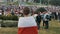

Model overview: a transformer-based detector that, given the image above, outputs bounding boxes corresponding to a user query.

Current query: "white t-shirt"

[18,16,37,28]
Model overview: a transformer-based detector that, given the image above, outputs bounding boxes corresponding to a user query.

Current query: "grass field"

[0,20,60,34]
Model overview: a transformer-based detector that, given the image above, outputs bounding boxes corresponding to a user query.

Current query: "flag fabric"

[18,16,38,34]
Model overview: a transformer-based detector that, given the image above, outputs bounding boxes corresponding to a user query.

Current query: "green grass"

[0,19,60,34]
[0,27,18,34]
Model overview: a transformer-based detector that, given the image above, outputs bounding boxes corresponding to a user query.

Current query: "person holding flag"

[18,7,38,34]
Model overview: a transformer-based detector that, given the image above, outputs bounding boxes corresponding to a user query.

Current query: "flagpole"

[18,0,24,6]
[18,0,22,6]
[40,0,41,5]
[18,0,20,6]
[0,23,1,29]
[48,0,49,5]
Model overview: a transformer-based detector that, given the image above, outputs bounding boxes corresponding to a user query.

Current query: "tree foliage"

[35,0,60,6]
[36,7,47,13]
[50,0,60,6]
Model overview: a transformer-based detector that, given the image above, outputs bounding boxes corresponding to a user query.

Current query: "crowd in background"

[0,5,60,31]
[0,5,60,21]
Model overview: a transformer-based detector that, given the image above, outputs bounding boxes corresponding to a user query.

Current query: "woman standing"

[18,7,38,34]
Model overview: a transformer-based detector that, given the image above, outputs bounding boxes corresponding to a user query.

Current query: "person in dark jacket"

[36,12,41,30]
[42,11,50,29]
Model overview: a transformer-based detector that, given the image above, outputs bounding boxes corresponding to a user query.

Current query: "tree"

[36,7,47,13]
[12,0,13,2]
[50,0,60,6]
[41,0,48,4]
[34,0,48,5]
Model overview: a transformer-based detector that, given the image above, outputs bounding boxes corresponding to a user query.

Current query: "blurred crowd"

[0,5,60,21]
[45,6,60,21]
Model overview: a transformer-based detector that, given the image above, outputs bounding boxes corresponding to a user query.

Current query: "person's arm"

[36,16,38,22]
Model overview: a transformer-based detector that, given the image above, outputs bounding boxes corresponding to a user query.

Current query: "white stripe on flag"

[18,16,37,27]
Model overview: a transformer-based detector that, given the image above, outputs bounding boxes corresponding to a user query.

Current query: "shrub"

[1,21,18,27]
[0,15,18,21]
[0,15,18,27]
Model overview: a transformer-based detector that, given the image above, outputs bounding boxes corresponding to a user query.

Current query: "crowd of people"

[17,6,60,34]
[0,5,60,25]
[45,6,60,21]
[18,7,53,34]
[0,5,60,21]
[0,4,60,34]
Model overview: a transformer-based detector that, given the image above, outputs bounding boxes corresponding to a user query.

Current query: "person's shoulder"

[29,16,35,19]
[29,16,34,18]
[19,16,23,18]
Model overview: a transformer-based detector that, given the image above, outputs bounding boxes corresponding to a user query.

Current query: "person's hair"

[23,7,30,15]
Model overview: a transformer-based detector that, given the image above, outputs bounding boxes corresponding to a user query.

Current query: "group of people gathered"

[18,7,51,34]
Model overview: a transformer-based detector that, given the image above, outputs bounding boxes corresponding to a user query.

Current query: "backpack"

[46,15,50,21]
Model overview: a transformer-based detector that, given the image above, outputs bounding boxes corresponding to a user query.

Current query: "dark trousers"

[37,21,41,30]
[43,21,49,29]
[58,13,60,21]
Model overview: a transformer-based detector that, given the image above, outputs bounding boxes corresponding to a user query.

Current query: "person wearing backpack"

[43,11,50,29]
